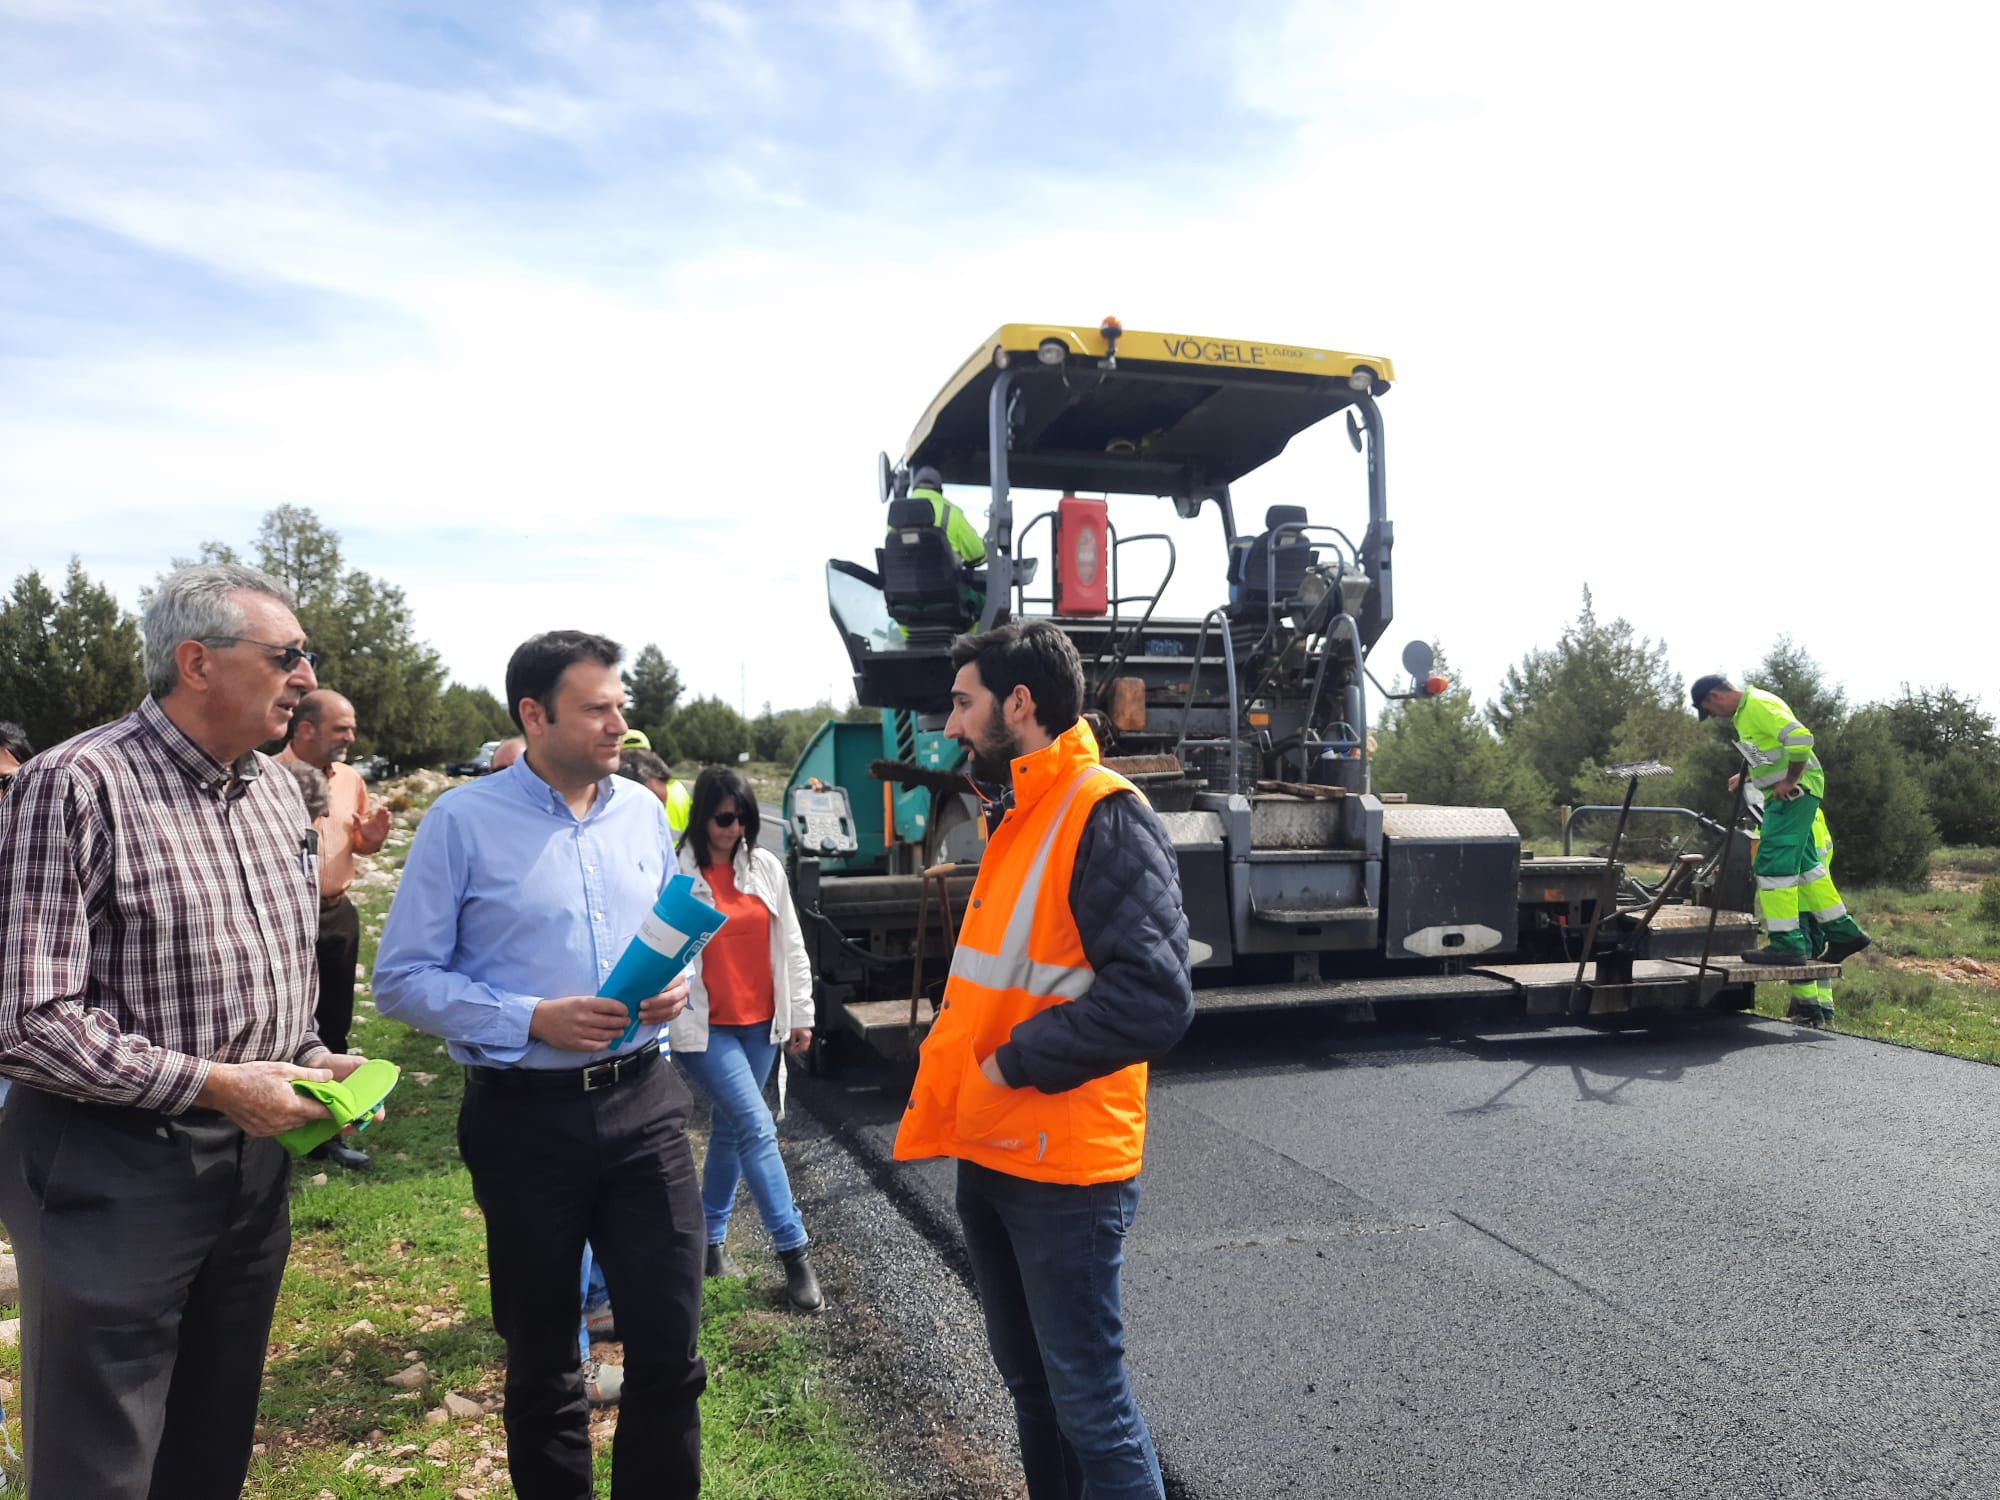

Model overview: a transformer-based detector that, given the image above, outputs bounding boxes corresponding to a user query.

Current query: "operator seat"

[1227,505,1316,657]
[878,498,975,635]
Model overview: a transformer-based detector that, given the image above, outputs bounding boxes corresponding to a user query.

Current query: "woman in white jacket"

[668,767,822,1312]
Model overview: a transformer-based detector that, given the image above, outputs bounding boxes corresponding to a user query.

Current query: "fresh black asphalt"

[792,1009,2000,1499]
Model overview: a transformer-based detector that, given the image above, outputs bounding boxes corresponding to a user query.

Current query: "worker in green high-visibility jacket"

[899,465,988,621]
[619,730,692,836]
[905,465,988,569]
[1693,675,1871,981]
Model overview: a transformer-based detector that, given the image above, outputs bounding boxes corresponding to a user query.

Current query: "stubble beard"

[968,723,1022,785]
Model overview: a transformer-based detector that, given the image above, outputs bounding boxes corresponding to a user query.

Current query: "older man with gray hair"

[0,562,378,1500]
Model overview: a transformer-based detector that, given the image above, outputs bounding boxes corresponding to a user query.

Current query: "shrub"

[1978,877,2000,930]
[673,696,749,766]
[1829,707,1936,887]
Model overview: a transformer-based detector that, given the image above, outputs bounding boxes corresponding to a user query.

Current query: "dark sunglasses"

[0,774,12,793]
[203,635,321,671]
[711,810,746,828]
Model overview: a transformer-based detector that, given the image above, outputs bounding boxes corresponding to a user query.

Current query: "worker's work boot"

[1786,997,1836,1028]
[778,1246,824,1314]
[1741,946,1810,966]
[1821,932,1872,966]
[705,1242,741,1279]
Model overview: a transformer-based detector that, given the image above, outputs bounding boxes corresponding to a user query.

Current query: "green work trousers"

[1755,791,1863,957]
[1791,819,1838,1012]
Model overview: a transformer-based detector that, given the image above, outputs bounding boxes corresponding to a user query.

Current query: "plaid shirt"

[0,695,326,1113]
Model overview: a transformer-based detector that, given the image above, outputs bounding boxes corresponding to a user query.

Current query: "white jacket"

[666,841,815,1054]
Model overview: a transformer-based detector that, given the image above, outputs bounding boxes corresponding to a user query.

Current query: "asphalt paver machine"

[785,321,1827,1058]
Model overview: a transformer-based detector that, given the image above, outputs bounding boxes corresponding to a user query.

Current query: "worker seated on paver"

[903,465,986,569]
[881,465,987,630]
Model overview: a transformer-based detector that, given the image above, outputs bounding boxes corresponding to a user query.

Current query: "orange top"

[893,720,1147,1185]
[698,859,774,1028]
[278,753,386,901]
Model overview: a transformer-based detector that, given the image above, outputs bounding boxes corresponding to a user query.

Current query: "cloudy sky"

[4,0,1993,724]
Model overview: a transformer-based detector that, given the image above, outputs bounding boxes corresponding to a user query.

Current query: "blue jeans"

[577,1243,610,1361]
[675,1026,808,1253]
[955,1161,1164,1500]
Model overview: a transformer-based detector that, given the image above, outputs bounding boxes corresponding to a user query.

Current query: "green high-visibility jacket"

[1732,685,1824,798]
[904,487,987,568]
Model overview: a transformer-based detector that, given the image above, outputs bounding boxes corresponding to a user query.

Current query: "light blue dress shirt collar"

[373,755,677,1069]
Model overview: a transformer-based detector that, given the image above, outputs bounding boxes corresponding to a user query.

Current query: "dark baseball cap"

[1689,674,1732,718]
[911,465,943,491]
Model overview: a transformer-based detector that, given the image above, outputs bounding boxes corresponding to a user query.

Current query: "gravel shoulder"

[762,1077,1024,1499]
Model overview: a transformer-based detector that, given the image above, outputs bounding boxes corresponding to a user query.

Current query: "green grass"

[1748,848,2000,1061]
[1521,837,2000,1064]
[1,774,892,1498]
[689,1275,882,1500]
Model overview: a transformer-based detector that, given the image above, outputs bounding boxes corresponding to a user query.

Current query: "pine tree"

[149,507,451,763]
[0,560,145,749]
[1372,643,1554,833]
[623,645,684,735]
[1489,588,1685,807]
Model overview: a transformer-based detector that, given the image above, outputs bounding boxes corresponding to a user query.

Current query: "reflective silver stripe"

[1736,740,1783,766]
[1778,724,1813,746]
[1765,916,1802,932]
[947,764,1112,997]
[1751,754,1821,788]
[949,948,1094,998]
[1756,873,1804,890]
[1799,864,1830,885]
[1801,900,1848,922]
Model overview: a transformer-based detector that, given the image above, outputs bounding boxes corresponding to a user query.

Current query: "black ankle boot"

[778,1246,823,1313]
[705,1242,741,1279]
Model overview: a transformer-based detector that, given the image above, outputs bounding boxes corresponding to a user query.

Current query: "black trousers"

[458,1052,707,1500]
[315,893,362,1056]
[0,1086,291,1500]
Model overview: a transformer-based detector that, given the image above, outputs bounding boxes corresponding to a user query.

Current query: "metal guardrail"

[1560,804,1727,854]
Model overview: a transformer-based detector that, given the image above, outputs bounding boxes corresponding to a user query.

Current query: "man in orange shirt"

[280,690,392,1168]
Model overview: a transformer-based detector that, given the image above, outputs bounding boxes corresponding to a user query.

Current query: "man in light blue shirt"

[376,629,705,1500]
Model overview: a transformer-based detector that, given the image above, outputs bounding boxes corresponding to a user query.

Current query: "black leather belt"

[466,1041,661,1094]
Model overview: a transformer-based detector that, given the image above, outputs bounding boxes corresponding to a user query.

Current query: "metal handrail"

[1011,509,1057,615]
[1296,612,1367,792]
[1560,804,1729,854]
[1174,607,1243,790]
[1233,522,1362,716]
[1093,528,1177,687]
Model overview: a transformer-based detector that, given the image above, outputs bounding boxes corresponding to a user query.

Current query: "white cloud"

[4,0,1996,727]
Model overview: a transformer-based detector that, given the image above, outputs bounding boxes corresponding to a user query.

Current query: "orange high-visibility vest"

[893,720,1149,1184]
